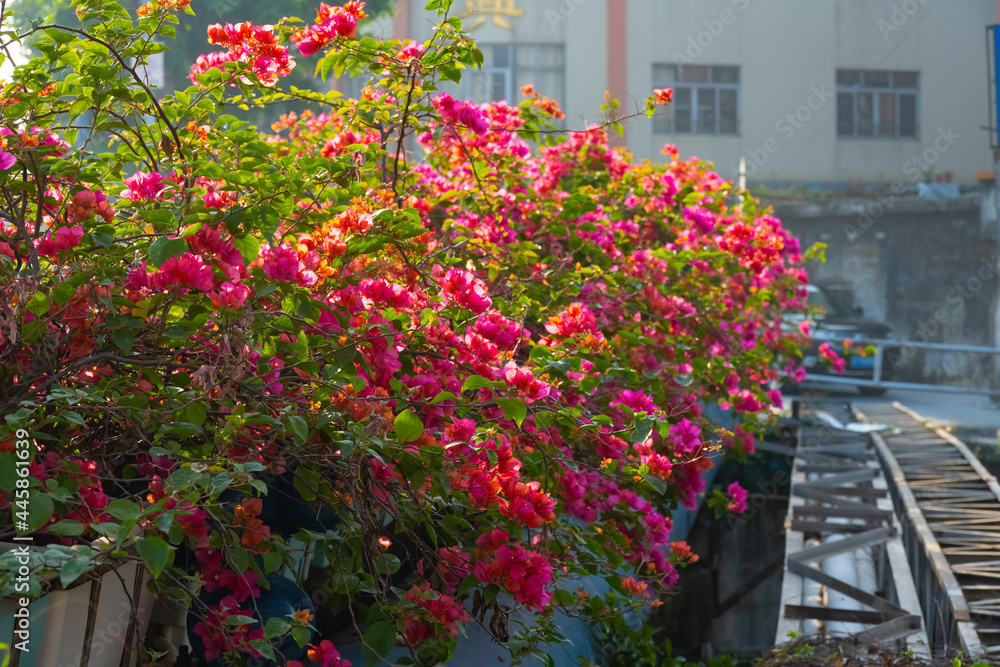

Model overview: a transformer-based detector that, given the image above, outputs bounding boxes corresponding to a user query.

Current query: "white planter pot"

[0,546,155,667]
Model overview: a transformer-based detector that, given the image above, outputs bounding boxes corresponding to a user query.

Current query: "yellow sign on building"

[464,0,523,30]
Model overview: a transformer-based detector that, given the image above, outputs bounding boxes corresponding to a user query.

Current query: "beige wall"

[401,0,995,185]
[626,0,994,185]
[405,0,608,125]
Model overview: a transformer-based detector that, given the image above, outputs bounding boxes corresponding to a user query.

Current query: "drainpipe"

[993,8,1000,393]
[607,0,628,148]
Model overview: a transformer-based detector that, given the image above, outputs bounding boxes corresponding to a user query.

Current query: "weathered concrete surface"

[776,194,999,388]
[655,455,789,660]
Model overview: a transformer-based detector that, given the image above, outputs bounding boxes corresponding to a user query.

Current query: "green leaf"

[263,616,291,639]
[183,402,207,427]
[233,234,260,263]
[375,552,401,575]
[393,409,423,442]
[631,416,655,444]
[148,237,188,267]
[142,209,175,226]
[439,63,461,83]
[0,452,17,493]
[249,639,276,661]
[288,415,309,444]
[456,573,478,597]
[430,391,455,405]
[25,491,54,532]
[135,536,170,577]
[50,282,77,307]
[60,556,93,587]
[90,230,113,248]
[105,499,141,521]
[461,375,493,392]
[645,474,668,495]
[113,329,136,355]
[153,512,174,534]
[418,637,453,666]
[254,205,281,240]
[495,397,527,428]
[293,474,317,501]
[261,549,282,574]
[26,293,49,316]
[334,344,357,368]
[156,422,204,437]
[47,519,85,536]
[226,614,257,625]
[59,411,85,426]
[363,621,396,663]
[292,625,312,648]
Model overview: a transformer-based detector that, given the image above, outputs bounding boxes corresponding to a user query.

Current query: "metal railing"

[855,403,1000,658]
[804,338,1000,397]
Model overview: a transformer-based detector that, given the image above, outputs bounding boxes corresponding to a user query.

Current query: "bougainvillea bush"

[0,0,815,664]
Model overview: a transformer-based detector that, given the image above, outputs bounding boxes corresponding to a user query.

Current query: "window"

[652,64,740,135]
[836,70,918,139]
[341,44,564,112]
[458,44,565,107]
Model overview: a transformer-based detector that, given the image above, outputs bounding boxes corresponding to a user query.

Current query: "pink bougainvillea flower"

[432,93,490,135]
[622,576,648,597]
[193,22,295,87]
[669,418,702,454]
[121,171,172,202]
[151,252,215,292]
[610,389,659,416]
[188,50,237,84]
[0,150,15,170]
[261,244,301,282]
[307,640,352,667]
[290,1,367,56]
[66,189,115,223]
[202,179,238,210]
[438,267,492,314]
[397,40,424,62]
[36,225,84,258]
[727,481,748,513]
[498,479,557,528]
[209,281,250,310]
[500,361,551,403]
[402,584,470,647]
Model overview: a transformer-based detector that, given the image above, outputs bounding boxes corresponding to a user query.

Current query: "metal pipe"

[802,374,1000,396]
[817,338,1000,355]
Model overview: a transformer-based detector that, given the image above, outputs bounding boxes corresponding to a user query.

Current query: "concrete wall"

[403,0,609,126]
[776,195,999,387]
[626,0,994,185]
[399,0,995,185]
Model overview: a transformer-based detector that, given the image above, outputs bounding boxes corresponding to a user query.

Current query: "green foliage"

[590,602,736,667]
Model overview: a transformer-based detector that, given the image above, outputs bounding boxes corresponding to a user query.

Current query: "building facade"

[384,0,997,187]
